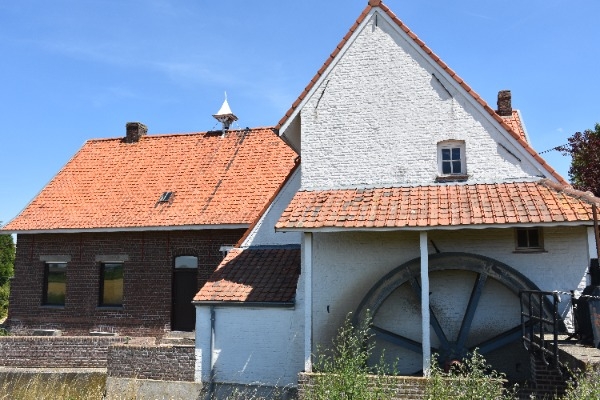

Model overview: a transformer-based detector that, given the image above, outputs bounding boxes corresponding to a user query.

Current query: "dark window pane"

[516,229,529,248]
[101,263,123,306]
[442,148,450,160]
[451,148,461,160]
[528,229,540,248]
[45,263,66,305]
[516,228,542,249]
[452,161,462,174]
[442,161,451,174]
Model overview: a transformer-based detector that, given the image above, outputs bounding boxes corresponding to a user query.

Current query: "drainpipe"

[209,306,216,399]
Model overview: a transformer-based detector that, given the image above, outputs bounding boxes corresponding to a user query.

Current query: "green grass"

[0,372,106,400]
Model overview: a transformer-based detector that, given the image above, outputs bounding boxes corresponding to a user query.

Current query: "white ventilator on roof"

[213,92,238,132]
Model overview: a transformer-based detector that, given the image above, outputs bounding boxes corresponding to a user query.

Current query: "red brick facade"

[7,229,244,337]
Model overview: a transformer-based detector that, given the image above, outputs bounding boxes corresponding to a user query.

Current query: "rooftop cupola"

[212,93,238,133]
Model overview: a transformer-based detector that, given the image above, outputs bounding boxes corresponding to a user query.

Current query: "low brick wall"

[0,336,153,368]
[107,344,195,382]
[298,372,428,400]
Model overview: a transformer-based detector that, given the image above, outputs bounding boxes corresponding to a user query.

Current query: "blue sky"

[1,0,599,228]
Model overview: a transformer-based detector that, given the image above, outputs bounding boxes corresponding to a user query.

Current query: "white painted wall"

[309,226,589,372]
[195,273,305,387]
[298,11,548,191]
[242,168,301,248]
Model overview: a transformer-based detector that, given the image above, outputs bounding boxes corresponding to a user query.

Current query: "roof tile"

[194,247,301,303]
[276,180,600,230]
[4,128,297,231]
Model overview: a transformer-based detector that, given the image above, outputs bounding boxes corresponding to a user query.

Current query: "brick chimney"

[125,122,147,143]
[496,90,512,117]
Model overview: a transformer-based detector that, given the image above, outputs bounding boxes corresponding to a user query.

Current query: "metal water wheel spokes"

[354,252,551,375]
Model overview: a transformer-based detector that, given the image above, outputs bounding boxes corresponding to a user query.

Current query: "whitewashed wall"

[242,168,301,247]
[195,298,304,386]
[298,10,548,190]
[310,226,589,356]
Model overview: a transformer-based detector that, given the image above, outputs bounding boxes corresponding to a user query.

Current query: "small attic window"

[158,191,173,203]
[436,140,468,182]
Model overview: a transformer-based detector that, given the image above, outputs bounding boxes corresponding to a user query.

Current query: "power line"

[538,144,569,155]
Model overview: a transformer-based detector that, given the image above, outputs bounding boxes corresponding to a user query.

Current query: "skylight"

[158,191,173,203]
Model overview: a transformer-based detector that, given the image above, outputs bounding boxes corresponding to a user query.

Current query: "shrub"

[562,367,600,400]
[304,312,397,400]
[425,350,517,400]
[0,281,9,320]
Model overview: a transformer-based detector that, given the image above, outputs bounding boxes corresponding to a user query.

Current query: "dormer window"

[437,140,467,182]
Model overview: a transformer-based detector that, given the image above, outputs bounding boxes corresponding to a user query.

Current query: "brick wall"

[0,336,153,368]
[298,373,427,400]
[8,229,244,336]
[108,344,195,382]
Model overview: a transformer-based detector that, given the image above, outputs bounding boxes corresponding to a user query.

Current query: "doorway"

[172,256,198,331]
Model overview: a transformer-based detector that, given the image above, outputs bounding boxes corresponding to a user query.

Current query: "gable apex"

[277,1,567,186]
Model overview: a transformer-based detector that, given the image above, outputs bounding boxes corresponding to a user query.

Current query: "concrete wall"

[299,10,547,190]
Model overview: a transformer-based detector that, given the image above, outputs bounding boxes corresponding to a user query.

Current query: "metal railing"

[519,290,563,368]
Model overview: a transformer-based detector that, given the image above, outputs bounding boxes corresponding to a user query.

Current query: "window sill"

[96,306,124,311]
[435,174,469,183]
[513,249,547,254]
[40,305,65,309]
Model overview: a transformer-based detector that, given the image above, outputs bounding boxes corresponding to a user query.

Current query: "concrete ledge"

[105,377,203,400]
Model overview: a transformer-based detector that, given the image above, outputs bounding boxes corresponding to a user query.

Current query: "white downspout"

[304,232,313,372]
[420,231,431,376]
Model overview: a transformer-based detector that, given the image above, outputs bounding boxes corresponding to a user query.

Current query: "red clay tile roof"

[3,128,297,232]
[276,180,599,230]
[194,247,300,303]
[276,1,567,185]
[501,111,528,143]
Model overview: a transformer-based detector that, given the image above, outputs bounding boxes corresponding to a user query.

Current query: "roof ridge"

[86,126,277,142]
[276,0,567,185]
[538,179,600,205]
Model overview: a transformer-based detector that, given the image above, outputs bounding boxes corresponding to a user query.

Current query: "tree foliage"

[0,234,14,286]
[558,123,600,195]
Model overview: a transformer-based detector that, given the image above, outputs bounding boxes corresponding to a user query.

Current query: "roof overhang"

[276,220,594,233]
[192,300,295,308]
[2,223,250,235]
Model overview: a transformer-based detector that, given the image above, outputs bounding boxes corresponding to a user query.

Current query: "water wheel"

[355,252,551,376]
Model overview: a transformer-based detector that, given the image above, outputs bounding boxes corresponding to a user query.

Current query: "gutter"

[193,301,295,308]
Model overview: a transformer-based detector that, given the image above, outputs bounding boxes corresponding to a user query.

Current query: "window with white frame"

[438,140,466,176]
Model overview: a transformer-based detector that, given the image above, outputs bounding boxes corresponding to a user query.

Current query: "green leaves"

[558,123,600,196]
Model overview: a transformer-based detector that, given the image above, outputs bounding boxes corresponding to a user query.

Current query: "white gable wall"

[299,11,546,191]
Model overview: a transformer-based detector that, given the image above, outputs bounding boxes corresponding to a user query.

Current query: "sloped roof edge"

[275,1,567,185]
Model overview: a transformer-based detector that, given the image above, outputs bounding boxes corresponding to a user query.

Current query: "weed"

[304,312,398,400]
[425,350,517,400]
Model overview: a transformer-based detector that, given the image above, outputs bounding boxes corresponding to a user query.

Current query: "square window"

[100,263,124,307]
[438,141,465,177]
[43,263,66,306]
[515,228,543,251]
